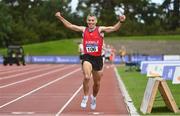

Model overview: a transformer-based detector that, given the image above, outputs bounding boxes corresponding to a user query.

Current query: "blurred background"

[0,1,179,114]
[0,0,179,55]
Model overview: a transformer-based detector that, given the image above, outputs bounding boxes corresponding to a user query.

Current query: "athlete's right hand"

[55,12,61,18]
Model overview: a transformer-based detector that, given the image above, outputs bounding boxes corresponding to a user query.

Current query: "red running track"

[0,64,128,116]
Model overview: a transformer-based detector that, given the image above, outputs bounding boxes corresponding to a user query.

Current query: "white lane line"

[0,64,62,80]
[0,65,73,88]
[0,65,62,80]
[0,64,51,75]
[11,112,35,115]
[0,68,80,109]
[0,66,27,72]
[0,66,36,75]
[0,64,45,72]
[56,84,83,116]
[114,67,139,116]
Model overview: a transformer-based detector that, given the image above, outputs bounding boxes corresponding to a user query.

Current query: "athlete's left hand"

[119,15,126,23]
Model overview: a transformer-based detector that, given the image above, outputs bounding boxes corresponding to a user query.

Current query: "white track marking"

[0,65,74,88]
[0,64,51,75]
[0,68,80,109]
[0,64,45,72]
[11,112,35,115]
[114,68,139,115]
[0,65,62,80]
[56,84,83,116]
[0,66,27,72]
[0,66,37,75]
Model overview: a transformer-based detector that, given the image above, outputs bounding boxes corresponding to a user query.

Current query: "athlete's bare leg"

[92,70,103,97]
[89,70,103,110]
[82,61,92,96]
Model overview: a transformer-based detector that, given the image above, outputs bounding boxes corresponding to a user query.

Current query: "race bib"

[86,44,98,53]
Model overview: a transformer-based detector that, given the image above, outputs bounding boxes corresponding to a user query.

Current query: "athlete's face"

[86,16,97,29]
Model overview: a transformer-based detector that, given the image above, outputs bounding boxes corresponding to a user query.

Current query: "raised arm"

[99,15,126,33]
[55,12,85,32]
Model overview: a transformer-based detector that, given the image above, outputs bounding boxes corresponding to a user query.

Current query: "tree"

[76,0,122,25]
[0,0,79,45]
[161,0,180,30]
[0,1,13,47]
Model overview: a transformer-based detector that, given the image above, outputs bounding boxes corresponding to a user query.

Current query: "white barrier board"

[147,63,180,77]
[147,64,163,77]
[164,55,180,61]
[140,61,180,74]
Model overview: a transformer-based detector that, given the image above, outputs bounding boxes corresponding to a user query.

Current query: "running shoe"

[80,96,88,109]
[90,94,96,110]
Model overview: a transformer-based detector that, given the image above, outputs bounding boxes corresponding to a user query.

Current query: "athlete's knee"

[83,77,90,86]
[84,74,91,80]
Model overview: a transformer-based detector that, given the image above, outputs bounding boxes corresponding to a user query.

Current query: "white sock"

[91,95,96,99]
[84,96,88,99]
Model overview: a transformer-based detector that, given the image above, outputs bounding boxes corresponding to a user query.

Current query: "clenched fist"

[55,12,61,18]
[119,15,126,23]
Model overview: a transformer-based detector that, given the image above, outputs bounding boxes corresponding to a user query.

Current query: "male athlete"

[55,12,126,110]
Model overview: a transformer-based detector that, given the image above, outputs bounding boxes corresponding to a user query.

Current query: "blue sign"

[131,55,147,64]
[30,56,80,64]
[147,55,163,61]
[162,65,180,80]
[162,66,176,80]
[0,56,3,64]
[113,56,120,64]
[55,56,80,64]
[31,56,56,63]
[141,63,149,74]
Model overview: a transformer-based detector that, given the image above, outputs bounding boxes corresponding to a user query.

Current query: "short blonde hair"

[86,13,97,22]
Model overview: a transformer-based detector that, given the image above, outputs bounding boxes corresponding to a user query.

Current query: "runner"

[119,45,126,63]
[78,41,84,62]
[105,44,111,62]
[55,12,126,110]
[110,45,116,65]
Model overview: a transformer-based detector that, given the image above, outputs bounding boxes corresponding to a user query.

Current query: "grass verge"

[0,39,79,56]
[117,65,180,115]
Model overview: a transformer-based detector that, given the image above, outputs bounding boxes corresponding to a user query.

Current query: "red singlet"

[83,27,103,56]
